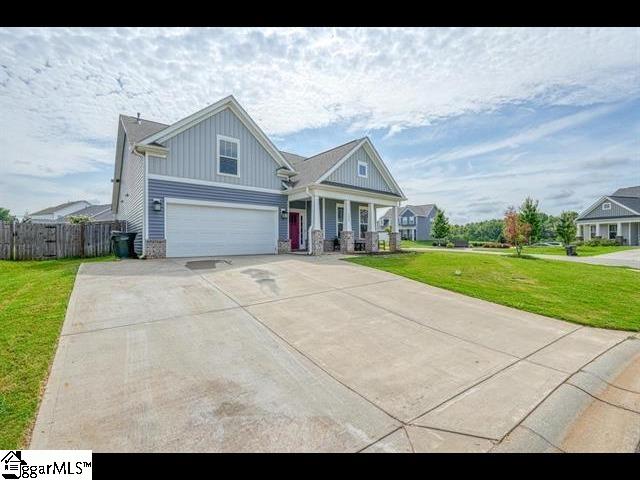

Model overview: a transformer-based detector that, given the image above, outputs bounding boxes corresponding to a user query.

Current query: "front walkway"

[30,254,640,452]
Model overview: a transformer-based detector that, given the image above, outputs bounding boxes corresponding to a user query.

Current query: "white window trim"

[336,203,344,238]
[216,134,240,178]
[602,202,612,211]
[358,205,369,239]
[357,160,369,178]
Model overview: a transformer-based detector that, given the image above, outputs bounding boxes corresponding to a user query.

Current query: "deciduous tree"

[556,211,578,249]
[503,207,531,256]
[519,196,542,244]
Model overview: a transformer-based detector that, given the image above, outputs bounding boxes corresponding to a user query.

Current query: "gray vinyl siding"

[118,140,144,254]
[148,178,288,241]
[417,216,429,240]
[580,199,636,219]
[149,108,282,190]
[323,199,368,240]
[324,146,394,194]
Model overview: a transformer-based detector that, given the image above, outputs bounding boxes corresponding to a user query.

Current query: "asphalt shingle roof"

[30,201,89,216]
[610,196,640,214]
[611,186,640,198]
[289,139,362,189]
[120,115,168,145]
[64,204,114,221]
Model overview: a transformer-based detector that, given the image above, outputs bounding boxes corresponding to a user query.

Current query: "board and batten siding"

[148,108,282,191]
[580,199,636,219]
[118,141,145,254]
[324,146,394,194]
[148,178,288,241]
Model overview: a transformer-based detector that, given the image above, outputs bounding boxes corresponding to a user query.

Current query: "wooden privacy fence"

[0,220,125,260]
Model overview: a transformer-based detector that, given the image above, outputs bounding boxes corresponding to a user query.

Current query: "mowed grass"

[0,256,113,449]
[520,245,637,257]
[346,251,640,331]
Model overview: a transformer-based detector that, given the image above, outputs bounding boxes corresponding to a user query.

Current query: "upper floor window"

[217,135,240,177]
[602,202,611,211]
[357,160,368,178]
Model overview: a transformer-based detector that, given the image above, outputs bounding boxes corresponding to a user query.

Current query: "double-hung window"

[336,204,344,238]
[359,206,369,239]
[357,160,368,178]
[217,135,239,177]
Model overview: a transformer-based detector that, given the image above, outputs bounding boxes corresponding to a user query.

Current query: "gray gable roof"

[380,204,436,222]
[279,150,306,167]
[610,196,640,214]
[288,139,362,189]
[31,200,89,216]
[120,115,168,145]
[611,186,640,198]
[64,204,114,221]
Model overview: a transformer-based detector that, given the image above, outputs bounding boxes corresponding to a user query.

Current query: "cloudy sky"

[1,27,638,223]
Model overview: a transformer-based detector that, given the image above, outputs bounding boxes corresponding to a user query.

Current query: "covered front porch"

[577,219,640,246]
[285,184,403,255]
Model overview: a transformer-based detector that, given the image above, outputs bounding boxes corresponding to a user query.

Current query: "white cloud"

[0,27,638,215]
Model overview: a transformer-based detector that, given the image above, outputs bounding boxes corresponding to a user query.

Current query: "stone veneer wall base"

[278,239,292,254]
[389,232,400,252]
[311,229,324,256]
[340,230,355,254]
[145,239,166,259]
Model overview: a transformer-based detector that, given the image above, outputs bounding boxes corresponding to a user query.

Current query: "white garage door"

[165,201,278,257]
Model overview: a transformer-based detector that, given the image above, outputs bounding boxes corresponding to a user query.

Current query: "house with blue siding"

[576,186,640,246]
[377,205,438,241]
[111,95,406,258]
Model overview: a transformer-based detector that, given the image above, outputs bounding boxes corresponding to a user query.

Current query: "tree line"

[431,197,578,253]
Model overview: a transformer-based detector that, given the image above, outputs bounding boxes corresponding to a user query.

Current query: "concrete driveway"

[31,254,640,452]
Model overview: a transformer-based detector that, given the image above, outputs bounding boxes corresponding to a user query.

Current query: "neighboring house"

[378,204,438,241]
[111,95,406,258]
[26,200,91,223]
[576,186,640,246]
[64,204,116,222]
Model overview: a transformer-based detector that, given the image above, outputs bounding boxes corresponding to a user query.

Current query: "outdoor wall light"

[280,208,288,219]
[152,198,162,212]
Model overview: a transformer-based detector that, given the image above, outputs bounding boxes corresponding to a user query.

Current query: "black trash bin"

[565,244,577,256]
[111,231,138,258]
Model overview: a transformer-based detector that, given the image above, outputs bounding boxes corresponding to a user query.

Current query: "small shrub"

[584,238,617,247]
[481,242,511,248]
[446,242,454,248]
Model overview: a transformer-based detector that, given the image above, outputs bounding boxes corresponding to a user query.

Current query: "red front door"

[289,212,300,250]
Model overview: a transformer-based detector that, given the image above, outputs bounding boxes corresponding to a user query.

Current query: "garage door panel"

[166,202,277,257]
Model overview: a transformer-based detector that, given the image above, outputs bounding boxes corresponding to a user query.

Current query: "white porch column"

[365,203,378,253]
[340,199,354,254]
[391,205,399,233]
[368,203,375,231]
[389,204,400,251]
[310,194,323,255]
[344,199,352,231]
[312,194,321,230]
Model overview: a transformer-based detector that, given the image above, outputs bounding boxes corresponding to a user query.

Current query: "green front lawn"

[520,245,637,257]
[0,256,113,449]
[400,240,434,248]
[346,251,640,331]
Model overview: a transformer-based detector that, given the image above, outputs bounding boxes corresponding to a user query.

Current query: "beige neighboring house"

[26,201,114,223]
[576,186,640,246]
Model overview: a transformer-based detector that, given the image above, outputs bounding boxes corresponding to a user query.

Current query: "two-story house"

[377,204,438,241]
[576,186,640,246]
[111,96,407,258]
